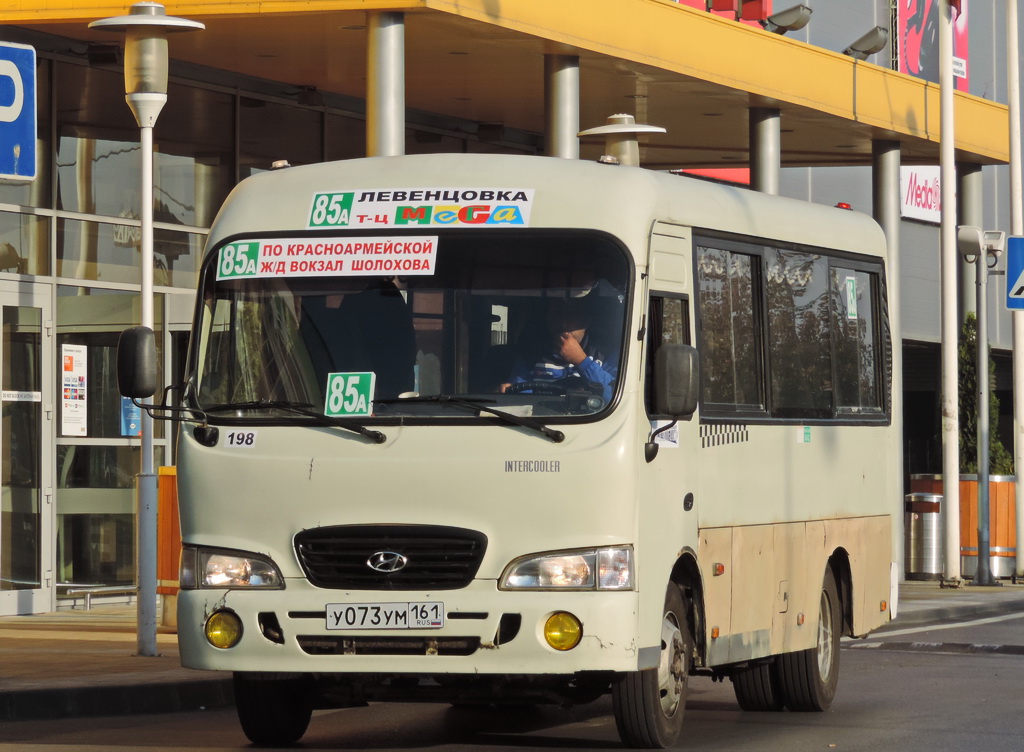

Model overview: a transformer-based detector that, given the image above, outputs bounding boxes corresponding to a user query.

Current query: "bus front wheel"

[612,583,691,749]
[776,567,841,711]
[233,673,313,746]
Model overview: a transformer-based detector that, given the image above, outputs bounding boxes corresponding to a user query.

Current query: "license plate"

[325,601,445,630]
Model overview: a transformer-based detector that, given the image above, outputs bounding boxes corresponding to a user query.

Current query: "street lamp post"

[959,227,1007,587]
[89,2,203,658]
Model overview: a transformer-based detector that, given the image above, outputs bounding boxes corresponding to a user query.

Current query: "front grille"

[294,524,487,590]
[297,635,480,656]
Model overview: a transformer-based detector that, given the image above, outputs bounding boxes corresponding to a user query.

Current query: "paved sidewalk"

[1,581,1023,723]
[0,606,232,722]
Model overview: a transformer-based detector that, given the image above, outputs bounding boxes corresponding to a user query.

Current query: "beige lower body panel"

[700,516,892,668]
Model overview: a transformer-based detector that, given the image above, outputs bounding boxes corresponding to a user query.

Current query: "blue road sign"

[0,42,36,181]
[1006,236,1024,310]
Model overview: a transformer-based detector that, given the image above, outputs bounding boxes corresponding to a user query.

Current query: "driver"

[500,295,617,402]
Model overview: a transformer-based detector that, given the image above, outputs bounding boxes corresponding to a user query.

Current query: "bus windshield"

[191,231,631,421]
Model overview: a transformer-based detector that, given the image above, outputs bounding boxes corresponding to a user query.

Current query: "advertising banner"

[897,0,969,91]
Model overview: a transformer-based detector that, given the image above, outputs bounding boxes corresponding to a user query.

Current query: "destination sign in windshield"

[216,236,438,280]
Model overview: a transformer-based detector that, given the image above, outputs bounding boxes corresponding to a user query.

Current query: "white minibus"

[121,151,898,748]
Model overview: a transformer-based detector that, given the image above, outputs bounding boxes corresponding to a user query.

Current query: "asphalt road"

[2,610,1022,752]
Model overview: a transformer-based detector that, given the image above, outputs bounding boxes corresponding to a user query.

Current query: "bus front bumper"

[177,580,649,676]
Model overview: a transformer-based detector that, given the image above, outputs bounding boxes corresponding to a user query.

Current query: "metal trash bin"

[905,493,944,580]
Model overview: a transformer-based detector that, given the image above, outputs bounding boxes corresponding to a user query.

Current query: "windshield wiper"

[202,400,386,444]
[378,395,564,443]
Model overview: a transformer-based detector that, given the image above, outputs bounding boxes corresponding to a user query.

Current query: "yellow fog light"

[544,611,582,651]
[205,609,243,649]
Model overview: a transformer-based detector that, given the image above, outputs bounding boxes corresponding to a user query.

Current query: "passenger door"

[0,281,54,615]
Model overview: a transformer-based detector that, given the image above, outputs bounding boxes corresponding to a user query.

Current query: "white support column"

[367,12,405,157]
[873,140,905,579]
[940,0,961,584]
[749,107,780,195]
[545,54,579,160]
[1009,0,1024,578]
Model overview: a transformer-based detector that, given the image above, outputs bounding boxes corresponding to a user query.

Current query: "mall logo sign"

[901,165,941,225]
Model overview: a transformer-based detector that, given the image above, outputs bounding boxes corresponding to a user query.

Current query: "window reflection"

[56,63,139,217]
[831,268,882,413]
[645,295,691,417]
[57,218,202,288]
[56,63,233,229]
[0,212,49,275]
[766,250,832,416]
[157,82,235,227]
[697,246,762,410]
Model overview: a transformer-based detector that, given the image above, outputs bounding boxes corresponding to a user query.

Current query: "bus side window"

[644,294,690,417]
[830,267,884,414]
[696,245,764,413]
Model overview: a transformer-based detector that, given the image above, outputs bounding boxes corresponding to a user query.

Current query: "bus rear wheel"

[731,660,785,711]
[612,583,691,749]
[233,673,313,746]
[777,567,841,712]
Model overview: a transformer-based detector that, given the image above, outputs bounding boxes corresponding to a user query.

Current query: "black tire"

[233,673,313,746]
[731,660,786,711]
[612,583,691,749]
[777,567,841,712]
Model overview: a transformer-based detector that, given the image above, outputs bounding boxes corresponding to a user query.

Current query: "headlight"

[500,546,634,590]
[180,546,284,589]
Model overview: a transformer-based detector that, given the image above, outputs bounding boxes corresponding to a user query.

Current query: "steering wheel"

[504,380,570,396]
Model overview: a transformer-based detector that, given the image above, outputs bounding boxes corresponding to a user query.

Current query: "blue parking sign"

[1007,236,1024,310]
[0,42,36,181]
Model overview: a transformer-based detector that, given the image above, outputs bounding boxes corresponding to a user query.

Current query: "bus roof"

[206,153,887,261]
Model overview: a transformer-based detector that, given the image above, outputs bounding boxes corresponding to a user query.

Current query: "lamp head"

[843,26,889,60]
[761,4,812,35]
[578,114,666,167]
[89,3,204,126]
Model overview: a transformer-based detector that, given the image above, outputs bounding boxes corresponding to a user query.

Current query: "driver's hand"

[499,383,511,393]
[558,332,587,366]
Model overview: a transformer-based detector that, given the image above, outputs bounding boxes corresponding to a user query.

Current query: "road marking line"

[844,640,1024,657]
[854,610,1024,640]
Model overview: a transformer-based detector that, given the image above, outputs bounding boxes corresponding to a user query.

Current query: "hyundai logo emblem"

[367,551,408,573]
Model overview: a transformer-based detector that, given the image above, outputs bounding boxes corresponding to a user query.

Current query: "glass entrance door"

[0,282,53,615]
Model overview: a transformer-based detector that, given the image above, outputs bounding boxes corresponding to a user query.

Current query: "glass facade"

[0,38,537,611]
[0,36,540,614]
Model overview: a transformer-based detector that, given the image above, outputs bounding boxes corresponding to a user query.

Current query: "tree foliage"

[958,312,1014,474]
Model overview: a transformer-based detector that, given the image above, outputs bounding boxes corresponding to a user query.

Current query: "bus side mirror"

[117,326,157,399]
[653,343,699,419]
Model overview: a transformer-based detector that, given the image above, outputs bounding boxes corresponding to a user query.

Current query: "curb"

[0,678,234,723]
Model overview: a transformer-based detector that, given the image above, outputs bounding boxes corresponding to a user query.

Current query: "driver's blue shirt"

[507,337,617,402]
